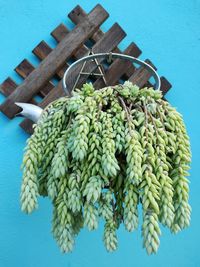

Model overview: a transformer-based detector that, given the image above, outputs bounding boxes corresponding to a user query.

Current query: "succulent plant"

[20,82,191,254]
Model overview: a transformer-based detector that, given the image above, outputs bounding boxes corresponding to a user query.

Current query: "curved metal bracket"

[62,52,161,94]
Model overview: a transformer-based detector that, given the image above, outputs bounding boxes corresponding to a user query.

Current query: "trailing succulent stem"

[21,82,191,254]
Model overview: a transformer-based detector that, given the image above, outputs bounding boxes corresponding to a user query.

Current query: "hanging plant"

[20,82,191,254]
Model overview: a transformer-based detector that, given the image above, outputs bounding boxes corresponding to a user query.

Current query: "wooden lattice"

[0,4,172,134]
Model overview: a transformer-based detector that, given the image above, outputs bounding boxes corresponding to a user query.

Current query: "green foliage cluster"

[20,82,191,254]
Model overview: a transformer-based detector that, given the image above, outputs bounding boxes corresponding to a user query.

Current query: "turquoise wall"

[0,0,200,266]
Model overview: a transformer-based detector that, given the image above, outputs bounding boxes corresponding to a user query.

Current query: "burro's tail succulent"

[20,82,191,254]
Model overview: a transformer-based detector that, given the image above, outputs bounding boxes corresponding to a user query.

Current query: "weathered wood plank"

[0,4,172,135]
[69,5,124,55]
[94,42,141,89]
[32,41,52,59]
[68,5,88,24]
[0,78,18,97]
[69,5,103,42]
[67,23,126,90]
[0,4,109,118]
[50,23,91,62]
[129,59,157,88]
[160,76,172,95]
[32,41,67,79]
[0,77,37,105]
[42,23,126,105]
[20,23,126,133]
[51,23,70,42]
[35,24,70,79]
[36,8,135,86]
[15,59,54,97]
[68,5,137,79]
[51,24,88,78]
[32,40,87,80]
[15,59,34,78]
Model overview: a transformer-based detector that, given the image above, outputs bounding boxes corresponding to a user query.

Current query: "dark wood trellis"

[0,4,171,134]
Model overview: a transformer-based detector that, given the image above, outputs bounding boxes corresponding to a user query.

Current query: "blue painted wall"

[0,1,200,266]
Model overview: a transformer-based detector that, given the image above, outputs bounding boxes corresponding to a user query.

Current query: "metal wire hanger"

[62,52,161,95]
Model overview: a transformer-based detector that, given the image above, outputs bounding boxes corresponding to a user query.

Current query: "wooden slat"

[69,5,124,56]
[15,59,34,78]
[51,23,103,78]
[32,41,52,59]
[0,4,109,118]
[160,77,172,95]
[67,23,126,90]
[50,23,91,62]
[20,23,126,133]
[32,41,67,79]
[53,7,137,84]
[1,22,70,107]
[68,5,137,79]
[0,77,37,105]
[51,24,88,78]
[42,22,126,104]
[0,4,172,135]
[94,42,141,89]
[51,25,71,78]
[69,5,103,42]
[68,5,88,24]
[68,5,128,49]
[51,23,69,42]
[129,59,157,88]
[144,77,171,96]
[0,77,17,96]
[15,59,54,97]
